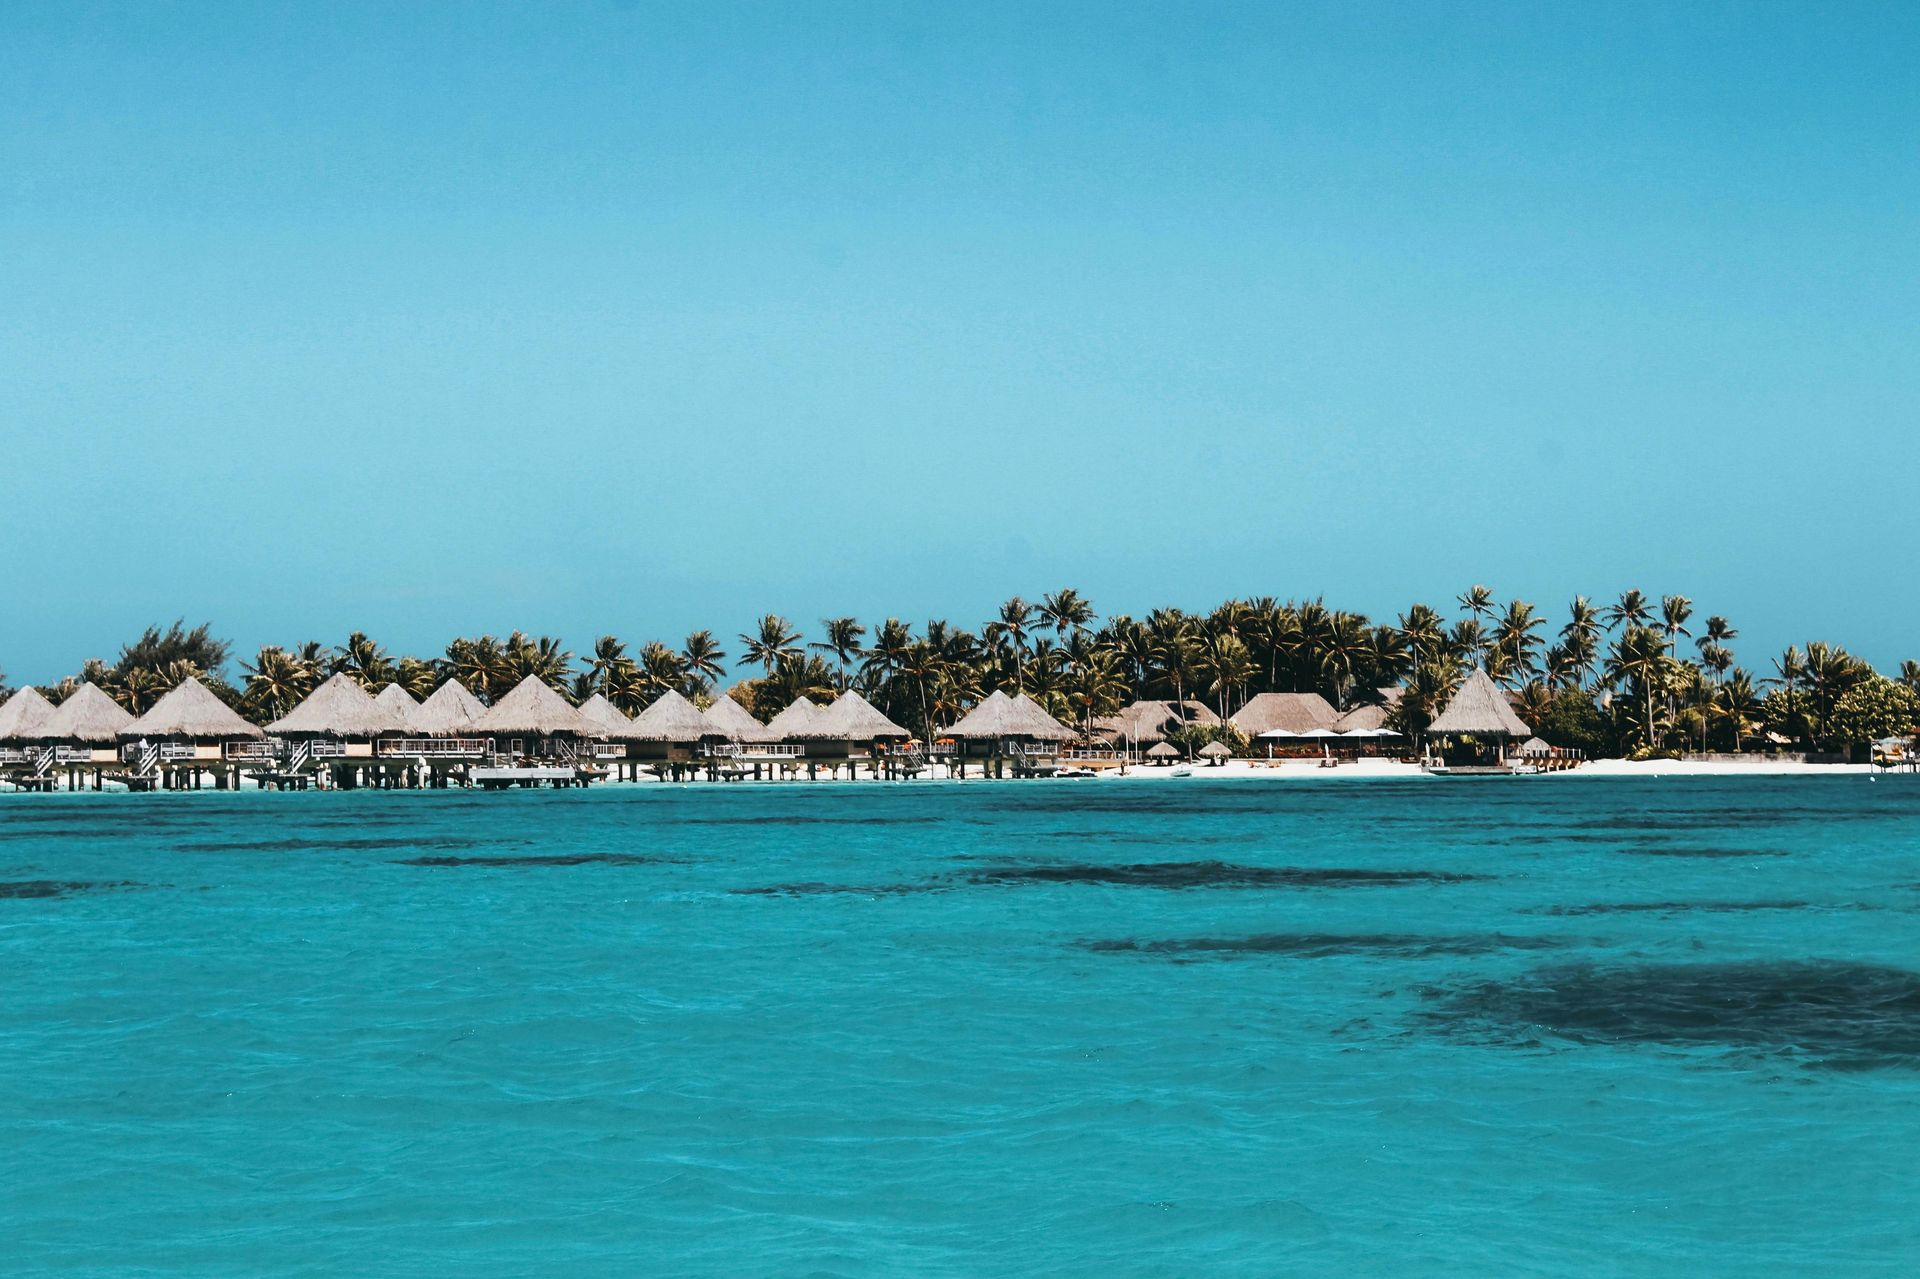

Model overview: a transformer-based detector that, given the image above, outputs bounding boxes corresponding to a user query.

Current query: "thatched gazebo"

[1145,741,1180,764]
[941,690,1075,777]
[1198,740,1232,765]
[1426,668,1532,765]
[1231,693,1337,758]
[473,676,594,760]
[121,678,266,790]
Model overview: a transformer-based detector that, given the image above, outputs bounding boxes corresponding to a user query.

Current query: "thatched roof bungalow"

[702,693,775,744]
[1427,669,1531,739]
[575,692,633,738]
[1231,692,1337,738]
[373,683,422,730]
[619,689,714,759]
[122,679,266,772]
[809,691,909,750]
[0,686,56,743]
[1094,698,1218,746]
[267,673,409,741]
[942,690,1075,745]
[39,682,134,746]
[412,680,487,736]
[473,676,593,756]
[765,697,827,741]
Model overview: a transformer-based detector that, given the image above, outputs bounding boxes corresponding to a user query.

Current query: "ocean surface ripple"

[3,776,1919,1275]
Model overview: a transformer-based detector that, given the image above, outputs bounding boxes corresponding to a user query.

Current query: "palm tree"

[811,618,865,691]
[984,597,1037,689]
[586,636,629,694]
[680,630,726,693]
[738,615,802,677]
[1197,632,1255,720]
[1603,589,1652,633]
[1145,609,1197,707]
[1715,670,1762,752]
[1039,589,1095,639]
[1900,660,1920,692]
[1455,586,1496,663]
[393,656,438,698]
[1560,596,1603,688]
[1489,600,1545,687]
[636,642,688,703]
[1660,595,1694,642]
[240,645,316,721]
[331,631,395,688]
[1605,625,1675,751]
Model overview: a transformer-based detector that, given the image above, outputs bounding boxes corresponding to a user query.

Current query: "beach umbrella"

[1145,742,1179,763]
[1198,741,1231,764]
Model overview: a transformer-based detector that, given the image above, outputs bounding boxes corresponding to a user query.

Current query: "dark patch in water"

[678,814,941,828]
[1426,961,1920,1068]
[394,852,665,868]
[1083,932,1562,959]
[964,860,1486,889]
[0,880,145,900]
[181,836,491,853]
[1541,900,1810,916]
[734,860,1484,897]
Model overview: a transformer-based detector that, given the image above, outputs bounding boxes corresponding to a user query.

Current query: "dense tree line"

[12,590,1920,757]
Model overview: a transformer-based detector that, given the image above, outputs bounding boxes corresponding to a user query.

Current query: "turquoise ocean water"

[4,777,1919,1276]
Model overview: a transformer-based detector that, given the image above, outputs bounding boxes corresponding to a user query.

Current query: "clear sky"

[4,1,1917,683]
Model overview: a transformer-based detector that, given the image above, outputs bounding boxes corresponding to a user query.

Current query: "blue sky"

[3,2,1916,683]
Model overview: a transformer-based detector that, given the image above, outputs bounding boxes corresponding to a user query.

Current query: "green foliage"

[1828,677,1920,747]
[1534,690,1611,756]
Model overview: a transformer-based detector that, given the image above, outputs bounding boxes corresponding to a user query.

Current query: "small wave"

[1540,900,1811,916]
[393,852,667,867]
[0,880,147,900]
[1082,932,1564,959]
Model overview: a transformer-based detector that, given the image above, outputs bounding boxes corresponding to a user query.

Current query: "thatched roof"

[267,673,408,737]
[1516,736,1553,756]
[765,697,826,739]
[1094,698,1219,744]
[38,682,135,744]
[125,678,265,740]
[942,689,1075,741]
[412,680,488,735]
[0,686,56,741]
[622,689,713,742]
[1332,702,1391,733]
[1199,740,1232,758]
[812,690,909,740]
[702,692,775,743]
[575,692,633,737]
[373,683,422,730]
[1427,669,1531,738]
[1231,692,1337,737]
[1145,741,1180,759]
[474,676,592,736]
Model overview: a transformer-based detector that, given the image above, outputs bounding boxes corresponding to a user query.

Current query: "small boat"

[1169,764,1194,778]
[1056,767,1097,779]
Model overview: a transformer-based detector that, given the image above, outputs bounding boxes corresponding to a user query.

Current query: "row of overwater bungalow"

[0,673,1087,791]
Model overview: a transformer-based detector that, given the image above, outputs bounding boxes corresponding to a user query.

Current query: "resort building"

[802,690,913,778]
[940,689,1076,777]
[1094,699,1219,749]
[119,678,269,790]
[472,675,595,763]
[0,687,58,782]
[617,689,715,779]
[264,673,412,788]
[700,693,800,778]
[764,697,826,741]
[6,683,131,790]
[1230,692,1338,740]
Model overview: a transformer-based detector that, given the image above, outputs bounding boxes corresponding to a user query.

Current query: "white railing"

[308,740,349,759]
[1060,748,1123,762]
[1007,740,1060,757]
[224,741,276,761]
[0,747,32,764]
[158,743,199,761]
[384,738,486,757]
[703,742,805,759]
[52,746,96,764]
[590,742,625,758]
